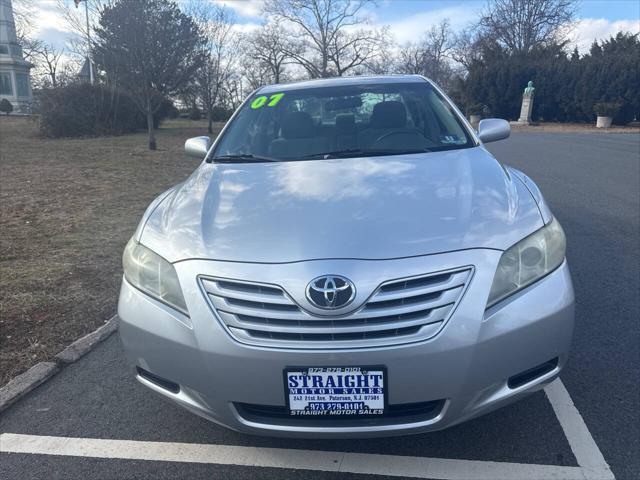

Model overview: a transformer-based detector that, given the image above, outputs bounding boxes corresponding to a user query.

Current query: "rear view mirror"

[325,96,362,111]
[477,119,510,144]
[185,136,211,159]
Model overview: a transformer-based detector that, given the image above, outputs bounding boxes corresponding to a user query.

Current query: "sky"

[28,0,640,58]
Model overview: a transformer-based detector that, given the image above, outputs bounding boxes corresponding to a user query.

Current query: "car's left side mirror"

[185,136,211,159]
[477,119,510,144]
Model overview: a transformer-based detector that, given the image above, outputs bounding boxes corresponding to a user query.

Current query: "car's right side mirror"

[477,119,510,144]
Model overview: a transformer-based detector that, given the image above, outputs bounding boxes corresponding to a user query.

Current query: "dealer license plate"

[285,366,386,416]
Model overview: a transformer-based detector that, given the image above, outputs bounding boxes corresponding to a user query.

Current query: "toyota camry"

[118,75,574,437]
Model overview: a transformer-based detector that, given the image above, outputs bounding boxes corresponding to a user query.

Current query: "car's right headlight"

[487,219,566,308]
[122,237,189,315]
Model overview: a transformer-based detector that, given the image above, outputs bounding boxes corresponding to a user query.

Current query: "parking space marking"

[1,432,585,480]
[0,378,614,480]
[545,379,615,480]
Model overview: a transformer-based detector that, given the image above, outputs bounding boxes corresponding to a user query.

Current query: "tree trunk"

[146,111,156,150]
[208,109,213,134]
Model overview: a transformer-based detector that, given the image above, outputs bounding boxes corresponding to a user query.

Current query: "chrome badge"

[306,275,356,310]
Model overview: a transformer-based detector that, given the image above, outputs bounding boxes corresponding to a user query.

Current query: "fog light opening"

[507,358,559,389]
[137,367,180,394]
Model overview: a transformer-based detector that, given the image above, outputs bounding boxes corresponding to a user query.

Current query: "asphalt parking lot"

[1,132,639,480]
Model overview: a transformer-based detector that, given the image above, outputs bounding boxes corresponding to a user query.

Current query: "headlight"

[487,219,566,308]
[122,238,188,315]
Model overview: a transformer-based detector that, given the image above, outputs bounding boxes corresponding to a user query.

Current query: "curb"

[55,315,118,364]
[0,362,60,413]
[0,315,118,413]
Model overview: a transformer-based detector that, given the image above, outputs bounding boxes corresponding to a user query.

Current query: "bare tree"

[264,0,386,78]
[477,0,577,53]
[329,25,390,76]
[53,0,114,77]
[221,72,248,111]
[13,0,42,62]
[190,5,238,133]
[55,0,107,40]
[397,43,423,75]
[396,20,455,87]
[18,36,43,64]
[36,44,65,87]
[13,0,35,40]
[248,21,294,84]
[450,30,485,71]
[240,47,277,90]
[360,34,394,74]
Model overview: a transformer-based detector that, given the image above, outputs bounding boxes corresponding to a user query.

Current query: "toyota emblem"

[306,275,356,310]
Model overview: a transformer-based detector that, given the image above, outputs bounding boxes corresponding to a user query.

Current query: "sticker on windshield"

[439,134,466,144]
[251,93,285,110]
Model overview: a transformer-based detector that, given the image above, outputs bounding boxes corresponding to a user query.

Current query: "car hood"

[140,147,543,263]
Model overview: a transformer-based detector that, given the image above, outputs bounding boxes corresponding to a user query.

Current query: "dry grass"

[0,117,221,385]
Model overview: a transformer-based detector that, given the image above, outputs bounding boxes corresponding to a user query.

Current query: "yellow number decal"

[267,93,285,106]
[251,93,285,110]
[251,96,267,109]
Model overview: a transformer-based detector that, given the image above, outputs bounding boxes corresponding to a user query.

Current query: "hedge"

[38,83,173,138]
[458,33,639,124]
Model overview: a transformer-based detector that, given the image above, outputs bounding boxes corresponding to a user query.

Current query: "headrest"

[281,111,315,139]
[335,114,356,132]
[370,101,407,129]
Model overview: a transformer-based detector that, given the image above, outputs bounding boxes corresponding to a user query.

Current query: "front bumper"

[118,250,574,438]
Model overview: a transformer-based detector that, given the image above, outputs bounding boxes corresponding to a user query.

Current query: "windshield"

[211,81,475,162]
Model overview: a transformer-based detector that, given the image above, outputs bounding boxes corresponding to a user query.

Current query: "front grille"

[235,399,446,427]
[200,267,472,349]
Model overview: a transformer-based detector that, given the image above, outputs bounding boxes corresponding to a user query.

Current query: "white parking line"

[0,432,585,480]
[545,379,615,480]
[0,379,614,480]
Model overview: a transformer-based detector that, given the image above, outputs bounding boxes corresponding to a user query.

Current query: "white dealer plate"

[285,367,386,416]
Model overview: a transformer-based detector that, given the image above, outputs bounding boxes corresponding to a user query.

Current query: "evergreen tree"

[94,0,205,149]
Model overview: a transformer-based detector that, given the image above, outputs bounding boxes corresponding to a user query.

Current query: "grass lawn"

[0,117,222,386]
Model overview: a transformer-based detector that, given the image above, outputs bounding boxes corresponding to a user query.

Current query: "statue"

[524,80,535,94]
[517,80,535,124]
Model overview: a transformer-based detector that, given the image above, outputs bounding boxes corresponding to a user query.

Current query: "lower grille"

[200,267,472,349]
[235,399,445,427]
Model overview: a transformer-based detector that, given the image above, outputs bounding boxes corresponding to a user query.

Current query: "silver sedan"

[118,75,573,437]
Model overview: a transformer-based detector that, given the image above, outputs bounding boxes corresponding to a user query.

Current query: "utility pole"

[75,0,94,84]
[84,0,94,84]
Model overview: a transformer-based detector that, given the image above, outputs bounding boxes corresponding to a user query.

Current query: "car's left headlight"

[122,238,189,315]
[487,219,566,308]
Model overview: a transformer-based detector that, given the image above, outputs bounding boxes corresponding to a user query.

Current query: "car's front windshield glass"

[211,81,475,162]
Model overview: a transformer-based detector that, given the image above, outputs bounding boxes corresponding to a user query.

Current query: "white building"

[0,0,33,112]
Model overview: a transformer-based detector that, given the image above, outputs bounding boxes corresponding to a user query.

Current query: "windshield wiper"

[301,148,431,159]
[211,153,279,163]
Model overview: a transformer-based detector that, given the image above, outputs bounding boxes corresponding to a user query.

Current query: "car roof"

[257,75,429,94]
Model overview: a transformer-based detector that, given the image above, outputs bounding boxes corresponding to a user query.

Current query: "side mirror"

[477,119,510,144]
[185,136,211,159]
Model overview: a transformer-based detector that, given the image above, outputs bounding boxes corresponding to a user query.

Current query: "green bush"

[466,103,484,116]
[0,98,13,115]
[164,101,180,119]
[594,102,621,117]
[209,105,234,122]
[38,83,171,137]
[154,97,178,126]
[188,107,202,120]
